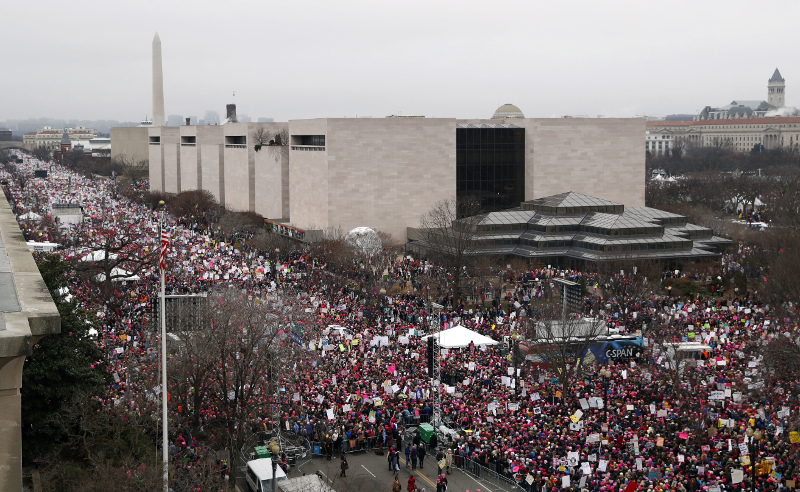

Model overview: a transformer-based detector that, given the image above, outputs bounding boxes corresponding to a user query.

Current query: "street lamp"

[158,200,168,492]
[599,368,612,424]
[746,427,763,492]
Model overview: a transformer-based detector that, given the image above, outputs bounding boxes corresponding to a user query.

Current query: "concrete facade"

[150,123,290,216]
[0,195,60,491]
[288,118,457,242]
[150,117,644,242]
[523,118,644,207]
[110,126,150,164]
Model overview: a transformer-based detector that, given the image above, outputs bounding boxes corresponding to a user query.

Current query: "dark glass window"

[456,127,525,212]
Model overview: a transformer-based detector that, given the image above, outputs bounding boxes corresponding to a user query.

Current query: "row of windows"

[476,238,693,252]
[472,223,667,237]
[456,128,525,146]
[291,146,325,151]
[575,241,691,252]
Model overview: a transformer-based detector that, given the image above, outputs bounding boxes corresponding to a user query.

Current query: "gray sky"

[3,0,799,122]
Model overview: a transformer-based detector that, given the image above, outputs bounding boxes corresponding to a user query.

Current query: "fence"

[453,455,528,492]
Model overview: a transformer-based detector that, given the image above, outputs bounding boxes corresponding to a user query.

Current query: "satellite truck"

[243,441,332,492]
[243,460,333,492]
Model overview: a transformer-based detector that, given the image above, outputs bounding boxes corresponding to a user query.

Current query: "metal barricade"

[453,456,528,491]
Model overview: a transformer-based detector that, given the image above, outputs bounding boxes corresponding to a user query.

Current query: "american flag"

[159,226,169,276]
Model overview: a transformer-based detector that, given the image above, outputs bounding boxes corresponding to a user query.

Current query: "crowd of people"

[3,151,799,492]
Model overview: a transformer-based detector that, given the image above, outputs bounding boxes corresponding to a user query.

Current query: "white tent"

[94,267,141,282]
[421,325,498,349]
[80,250,120,262]
[18,211,42,221]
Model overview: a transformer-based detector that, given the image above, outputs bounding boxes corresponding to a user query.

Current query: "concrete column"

[0,355,24,491]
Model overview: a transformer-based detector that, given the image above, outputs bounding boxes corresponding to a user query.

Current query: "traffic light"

[427,337,435,375]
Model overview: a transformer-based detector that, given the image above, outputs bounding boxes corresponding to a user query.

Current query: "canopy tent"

[94,267,141,282]
[421,325,498,349]
[80,250,120,262]
[18,211,42,221]
[26,241,59,252]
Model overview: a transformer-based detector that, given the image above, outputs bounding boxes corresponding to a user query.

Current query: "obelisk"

[152,32,165,127]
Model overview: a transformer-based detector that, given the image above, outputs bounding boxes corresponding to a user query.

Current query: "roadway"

[288,450,520,492]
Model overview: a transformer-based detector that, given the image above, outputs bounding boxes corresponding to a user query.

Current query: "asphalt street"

[290,449,521,492]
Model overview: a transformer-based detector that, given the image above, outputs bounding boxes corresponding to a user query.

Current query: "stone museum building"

[147,106,644,242]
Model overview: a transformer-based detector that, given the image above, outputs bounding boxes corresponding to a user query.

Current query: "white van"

[667,342,712,360]
[322,325,352,338]
[245,458,287,492]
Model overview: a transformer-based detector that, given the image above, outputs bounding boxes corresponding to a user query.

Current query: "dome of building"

[491,103,525,119]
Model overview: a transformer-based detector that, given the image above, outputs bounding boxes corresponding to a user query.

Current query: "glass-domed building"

[491,103,525,119]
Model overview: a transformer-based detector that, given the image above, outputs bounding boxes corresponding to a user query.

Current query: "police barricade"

[453,456,527,491]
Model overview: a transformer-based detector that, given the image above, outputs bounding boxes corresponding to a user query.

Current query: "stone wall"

[0,195,60,490]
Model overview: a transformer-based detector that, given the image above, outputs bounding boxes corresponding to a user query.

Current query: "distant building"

[166,114,184,127]
[646,69,800,154]
[203,111,220,125]
[72,138,111,159]
[23,126,97,151]
[0,129,11,141]
[647,117,800,155]
[258,117,275,123]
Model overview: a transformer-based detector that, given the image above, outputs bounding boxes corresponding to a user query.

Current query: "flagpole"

[159,200,168,492]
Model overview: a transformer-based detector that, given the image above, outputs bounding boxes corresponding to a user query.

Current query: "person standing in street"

[340,455,348,477]
[393,448,400,472]
[418,443,426,469]
[445,448,452,474]
[392,476,402,492]
[405,442,411,467]
[407,475,416,492]
[410,444,418,470]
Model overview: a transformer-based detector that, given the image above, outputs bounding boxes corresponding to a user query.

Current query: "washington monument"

[152,32,165,127]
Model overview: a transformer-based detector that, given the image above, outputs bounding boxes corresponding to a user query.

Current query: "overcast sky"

[3,0,799,122]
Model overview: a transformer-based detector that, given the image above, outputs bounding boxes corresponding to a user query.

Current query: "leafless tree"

[266,126,290,164]
[32,146,52,162]
[37,392,229,491]
[113,154,149,186]
[252,126,272,151]
[168,189,220,226]
[189,289,318,456]
[73,212,157,301]
[416,197,483,301]
[218,210,265,235]
[522,299,608,399]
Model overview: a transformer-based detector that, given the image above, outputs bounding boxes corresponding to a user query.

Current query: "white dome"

[492,103,525,119]
[345,227,382,257]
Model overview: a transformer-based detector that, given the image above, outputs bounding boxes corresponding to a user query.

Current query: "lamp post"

[159,200,168,492]
[599,368,612,424]
[746,427,763,492]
